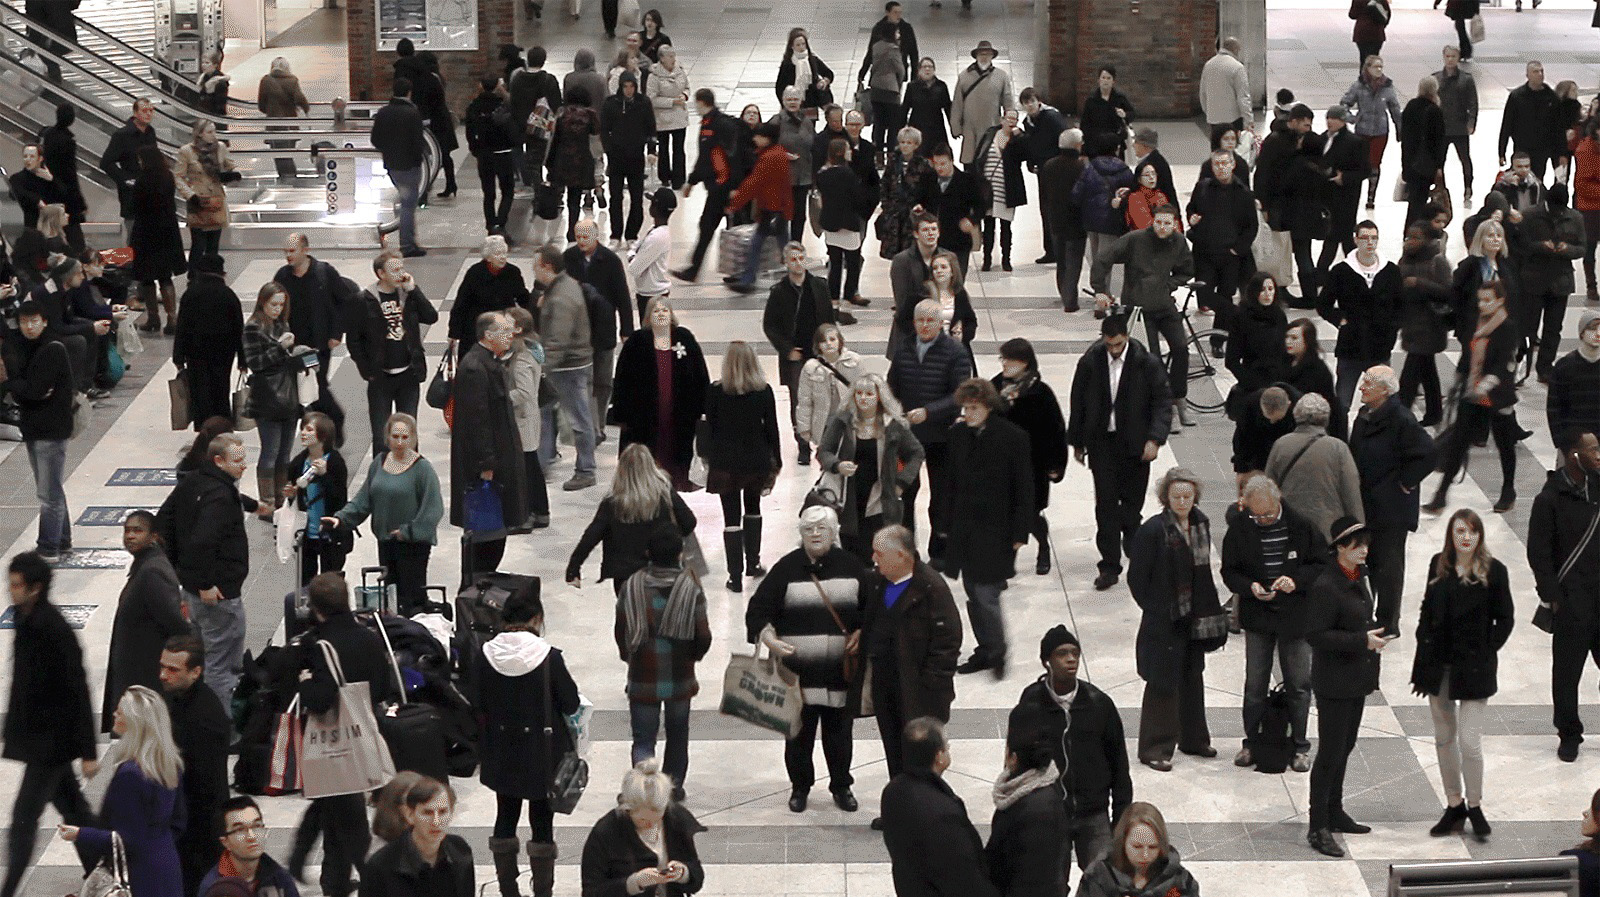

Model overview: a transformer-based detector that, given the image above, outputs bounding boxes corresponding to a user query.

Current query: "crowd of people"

[2,2,1600,897]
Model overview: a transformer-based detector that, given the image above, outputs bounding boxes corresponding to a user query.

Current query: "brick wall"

[1037,0,1218,119]
[345,0,514,111]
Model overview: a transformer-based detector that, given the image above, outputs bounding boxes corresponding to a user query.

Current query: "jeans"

[963,578,1008,661]
[25,439,69,552]
[871,653,908,778]
[789,185,810,244]
[257,417,295,479]
[1453,17,1473,58]
[1065,811,1113,876]
[740,210,786,286]
[897,441,950,556]
[1142,307,1188,400]
[1529,287,1570,376]
[540,366,597,476]
[1052,232,1087,309]
[1334,356,1372,414]
[778,355,806,452]
[365,372,420,457]
[827,244,863,305]
[1399,353,1443,421]
[377,540,432,615]
[630,697,692,786]
[478,151,516,233]
[1242,630,1312,753]
[185,590,246,707]
[785,704,854,793]
[1429,680,1487,805]
[657,128,687,188]
[1,762,93,897]
[1308,694,1365,830]
[1446,134,1474,191]
[189,227,222,271]
[388,166,422,252]
[607,157,645,240]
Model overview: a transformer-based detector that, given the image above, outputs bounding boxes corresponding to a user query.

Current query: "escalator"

[0,1,440,249]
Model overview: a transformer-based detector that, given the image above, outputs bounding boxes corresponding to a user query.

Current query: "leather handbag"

[803,471,846,515]
[232,372,257,431]
[425,353,454,410]
[808,574,859,682]
[168,369,191,430]
[76,832,132,897]
[544,663,588,814]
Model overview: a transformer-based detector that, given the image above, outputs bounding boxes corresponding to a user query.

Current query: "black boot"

[527,842,557,897]
[744,515,766,577]
[1584,260,1597,303]
[723,528,744,592]
[490,837,523,897]
[1000,220,1012,271]
[981,220,994,271]
[1465,805,1491,842]
[1429,803,1467,836]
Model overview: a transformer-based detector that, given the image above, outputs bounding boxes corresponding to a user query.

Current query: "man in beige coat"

[949,40,1015,164]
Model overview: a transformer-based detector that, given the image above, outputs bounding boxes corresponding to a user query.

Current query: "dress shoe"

[870,816,885,830]
[1307,829,1344,857]
[797,447,812,466]
[836,309,858,325]
[846,294,870,306]
[672,786,686,802]
[1178,406,1197,427]
[402,247,429,258]
[1331,813,1371,835]
[1233,746,1253,768]
[1291,752,1311,773]
[1035,554,1050,575]
[1492,488,1515,513]
[1035,254,1056,264]
[788,790,808,813]
[728,282,758,294]
[1170,416,1183,436]
[1093,571,1118,591]
[832,790,859,812]
[1179,745,1218,758]
[1465,806,1491,841]
[1429,803,1467,836]
[1140,758,1172,772]
[528,514,551,529]
[956,654,992,675]
[1559,736,1580,762]
[726,575,742,593]
[672,267,700,282]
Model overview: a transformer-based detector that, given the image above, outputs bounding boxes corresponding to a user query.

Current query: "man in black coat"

[346,253,438,456]
[0,552,97,897]
[766,243,837,466]
[37,103,86,250]
[158,633,232,897]
[1498,62,1560,179]
[914,146,984,276]
[1529,429,1600,762]
[276,233,353,438]
[675,90,743,282]
[600,72,657,242]
[1311,106,1369,287]
[857,1,919,87]
[1067,315,1173,591]
[98,97,156,230]
[1231,385,1296,473]
[1348,365,1436,635]
[1221,477,1326,771]
[566,220,633,435]
[1005,626,1132,877]
[880,717,998,897]
[508,46,563,186]
[1039,129,1087,309]
[1,301,78,562]
[1186,149,1258,319]
[1254,105,1318,303]
[939,379,1033,676]
[103,511,188,734]
[157,432,252,705]
[370,78,428,256]
[1020,89,1070,263]
[296,574,398,897]
[451,311,528,580]
[1318,221,1402,409]
[1547,311,1600,442]
[173,254,246,428]
[887,301,971,560]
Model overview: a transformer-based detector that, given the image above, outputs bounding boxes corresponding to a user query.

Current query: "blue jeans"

[25,439,69,552]
[257,417,296,479]
[388,166,422,252]
[185,589,247,708]
[538,366,596,476]
[740,211,785,286]
[1242,629,1313,753]
[629,698,692,787]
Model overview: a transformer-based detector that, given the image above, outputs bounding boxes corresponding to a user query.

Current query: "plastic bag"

[116,316,144,355]
[274,504,306,562]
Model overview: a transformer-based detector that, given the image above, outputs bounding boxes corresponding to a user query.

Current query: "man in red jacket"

[726,122,794,293]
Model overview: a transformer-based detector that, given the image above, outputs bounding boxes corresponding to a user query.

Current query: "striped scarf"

[620,564,703,656]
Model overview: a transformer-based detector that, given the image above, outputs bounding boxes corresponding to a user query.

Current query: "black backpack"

[490,100,522,145]
[1251,684,1295,774]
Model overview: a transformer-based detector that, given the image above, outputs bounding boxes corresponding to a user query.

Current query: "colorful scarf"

[620,564,704,656]
[1164,510,1211,623]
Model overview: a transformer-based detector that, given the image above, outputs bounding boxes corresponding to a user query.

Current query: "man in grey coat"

[533,244,597,491]
[1433,45,1478,204]
[1264,393,1364,539]
[950,41,1015,164]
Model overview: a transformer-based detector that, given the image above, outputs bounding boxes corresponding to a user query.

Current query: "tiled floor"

[4,1,1600,895]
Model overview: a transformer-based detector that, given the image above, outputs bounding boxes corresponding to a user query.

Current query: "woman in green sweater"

[323,412,444,613]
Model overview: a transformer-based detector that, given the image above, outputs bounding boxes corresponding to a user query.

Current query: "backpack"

[1250,684,1295,774]
[490,100,521,145]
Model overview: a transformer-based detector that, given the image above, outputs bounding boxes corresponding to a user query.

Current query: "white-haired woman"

[703,341,782,592]
[581,759,705,897]
[447,235,530,361]
[505,305,550,529]
[1400,75,1446,226]
[568,443,698,593]
[878,125,933,258]
[816,373,925,561]
[58,686,185,897]
[257,56,310,180]
[174,118,238,272]
[647,46,691,189]
[745,506,869,813]
[772,85,817,245]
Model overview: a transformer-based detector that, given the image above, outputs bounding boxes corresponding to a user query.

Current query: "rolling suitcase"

[355,565,395,613]
[715,222,781,279]
[373,613,453,781]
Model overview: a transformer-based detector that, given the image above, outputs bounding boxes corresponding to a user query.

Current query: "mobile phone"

[1382,633,1399,641]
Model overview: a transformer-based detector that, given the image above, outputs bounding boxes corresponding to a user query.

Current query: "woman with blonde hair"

[58,685,185,897]
[817,372,924,560]
[174,118,238,271]
[1077,801,1200,897]
[794,323,863,457]
[1411,508,1513,842]
[580,759,705,897]
[241,281,303,506]
[568,443,698,593]
[1399,75,1446,225]
[610,297,710,490]
[702,341,782,592]
[1452,216,1521,341]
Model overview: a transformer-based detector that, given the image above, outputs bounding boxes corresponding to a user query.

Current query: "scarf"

[194,139,224,182]
[1466,307,1507,401]
[992,762,1061,811]
[997,371,1038,408]
[792,52,813,93]
[620,564,703,656]
[1164,510,1210,622]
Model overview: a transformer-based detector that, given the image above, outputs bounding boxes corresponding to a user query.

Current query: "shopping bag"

[1469,13,1485,42]
[1392,176,1408,203]
[168,370,191,430]
[104,342,126,386]
[719,646,804,738]
[297,370,318,406]
[464,480,506,534]
[1249,211,1289,286]
[275,505,306,562]
[300,641,396,798]
[115,316,143,356]
[568,693,595,759]
[232,373,256,432]
[618,0,640,27]
[264,695,303,795]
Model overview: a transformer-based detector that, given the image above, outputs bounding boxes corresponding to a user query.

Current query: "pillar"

[1218,0,1268,110]
[344,0,513,110]
[1035,0,1219,119]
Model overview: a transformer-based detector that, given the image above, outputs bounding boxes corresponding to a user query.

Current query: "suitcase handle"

[361,566,388,586]
[423,586,452,620]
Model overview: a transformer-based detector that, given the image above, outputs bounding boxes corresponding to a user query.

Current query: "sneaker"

[528,514,551,529]
[1291,752,1311,773]
[36,549,63,564]
[562,474,597,491]
[1233,746,1253,768]
[86,387,111,400]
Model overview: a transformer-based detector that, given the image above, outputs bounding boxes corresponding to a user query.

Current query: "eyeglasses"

[226,822,266,838]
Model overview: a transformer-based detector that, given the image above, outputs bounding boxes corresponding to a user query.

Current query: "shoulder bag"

[300,640,396,798]
[76,831,131,897]
[544,662,588,814]
[425,353,454,410]
[1276,434,1323,482]
[809,574,859,682]
[1536,502,1600,634]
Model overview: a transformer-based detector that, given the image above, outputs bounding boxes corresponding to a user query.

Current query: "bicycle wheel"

[1185,328,1228,413]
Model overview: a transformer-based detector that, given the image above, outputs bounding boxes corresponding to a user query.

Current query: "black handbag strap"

[1277,435,1322,483]
[542,658,558,785]
[1559,503,1600,584]
[813,355,852,388]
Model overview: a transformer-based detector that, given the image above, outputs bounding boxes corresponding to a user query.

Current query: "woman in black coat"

[1397,222,1454,426]
[610,298,710,490]
[1410,509,1513,842]
[1442,0,1481,59]
[358,777,474,897]
[774,28,834,114]
[446,239,531,360]
[1451,219,1520,340]
[986,726,1067,897]
[1424,279,1521,513]
[1400,80,1447,226]
[1079,66,1135,151]
[129,144,186,334]
[581,760,705,897]
[1228,272,1290,396]
[702,341,782,592]
[1128,468,1222,771]
[413,51,459,200]
[286,411,352,579]
[567,444,698,591]
[101,512,188,733]
[993,339,1068,575]
[903,58,951,158]
[815,140,876,309]
[1281,317,1346,440]
[474,587,579,897]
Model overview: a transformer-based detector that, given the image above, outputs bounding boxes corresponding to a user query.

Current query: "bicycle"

[1083,281,1229,414]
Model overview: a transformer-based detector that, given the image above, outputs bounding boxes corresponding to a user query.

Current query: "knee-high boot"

[1033,513,1051,574]
[723,527,744,593]
[981,218,995,271]
[526,842,557,897]
[1585,258,1598,302]
[490,837,523,897]
[256,476,277,513]
[138,281,161,332]
[1000,219,1013,271]
[160,281,177,336]
[743,514,766,577]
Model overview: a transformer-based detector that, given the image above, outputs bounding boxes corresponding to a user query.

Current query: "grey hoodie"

[564,49,608,112]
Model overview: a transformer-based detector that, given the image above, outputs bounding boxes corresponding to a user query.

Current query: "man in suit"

[859,525,962,830]
[1312,105,1369,289]
[1067,315,1173,591]
[914,145,984,275]
[888,300,972,562]
[879,717,997,897]
[1131,128,1178,210]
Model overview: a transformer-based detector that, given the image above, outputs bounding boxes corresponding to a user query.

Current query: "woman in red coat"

[725,122,793,291]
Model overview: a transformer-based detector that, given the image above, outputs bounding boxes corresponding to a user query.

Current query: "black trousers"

[601,0,619,34]
[689,184,732,273]
[785,703,854,793]
[778,355,807,452]
[305,792,369,897]
[1,762,93,897]
[478,151,516,233]
[378,539,432,615]
[179,827,221,897]
[299,534,350,583]
[1398,353,1443,421]
[1137,642,1211,761]
[1553,613,1600,740]
[1052,232,1087,309]
[790,185,810,244]
[1446,134,1474,190]
[827,244,863,305]
[1529,287,1570,376]
[1355,40,1382,68]
[365,372,420,457]
[871,657,907,779]
[524,451,550,516]
[608,157,646,240]
[1308,694,1365,830]
[188,358,234,430]
[1366,527,1407,635]
[494,794,555,841]
[657,128,687,188]
[1434,403,1519,502]
[1193,249,1248,316]
[1088,447,1151,576]
[1142,308,1189,400]
[899,440,950,557]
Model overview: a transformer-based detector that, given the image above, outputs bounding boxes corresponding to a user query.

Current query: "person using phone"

[580,759,704,897]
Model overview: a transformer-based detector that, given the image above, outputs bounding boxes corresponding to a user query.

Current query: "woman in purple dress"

[59,685,185,897]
